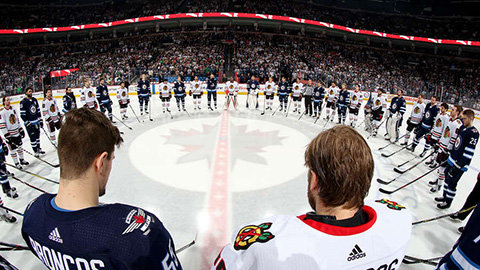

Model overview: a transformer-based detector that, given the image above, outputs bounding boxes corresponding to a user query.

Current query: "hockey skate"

[20,159,29,166]
[437,201,451,209]
[400,141,408,146]
[0,213,17,223]
[457,226,465,234]
[38,149,46,155]
[428,179,438,186]
[6,188,18,199]
[14,163,22,170]
[419,150,428,157]
[429,186,439,193]
[434,196,445,202]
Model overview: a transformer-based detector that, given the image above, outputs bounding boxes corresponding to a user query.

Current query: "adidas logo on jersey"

[48,227,63,244]
[347,244,366,261]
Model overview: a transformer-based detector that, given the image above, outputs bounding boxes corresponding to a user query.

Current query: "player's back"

[22,193,181,270]
[214,200,411,270]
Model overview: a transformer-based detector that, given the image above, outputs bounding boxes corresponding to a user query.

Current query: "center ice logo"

[234,223,275,250]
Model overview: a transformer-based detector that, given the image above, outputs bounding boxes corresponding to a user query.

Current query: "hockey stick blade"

[0,205,24,217]
[378,188,394,194]
[381,152,394,158]
[402,255,442,266]
[394,167,407,174]
[376,178,399,185]
[412,205,477,225]
[175,233,197,253]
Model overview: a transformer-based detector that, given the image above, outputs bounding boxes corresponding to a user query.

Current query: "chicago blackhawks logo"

[436,118,442,127]
[50,104,55,113]
[443,127,450,138]
[353,95,357,101]
[234,223,275,250]
[163,86,168,90]
[295,86,299,90]
[414,107,420,114]
[195,84,199,88]
[329,90,334,95]
[375,100,381,106]
[267,85,271,89]
[88,91,94,98]
[229,85,234,89]
[9,114,16,125]
[122,92,126,97]
[375,199,405,211]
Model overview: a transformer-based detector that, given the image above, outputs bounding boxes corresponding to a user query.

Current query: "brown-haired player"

[22,108,183,270]
[213,126,412,270]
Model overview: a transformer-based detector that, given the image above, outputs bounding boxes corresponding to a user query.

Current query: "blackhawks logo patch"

[375,199,405,211]
[234,223,275,250]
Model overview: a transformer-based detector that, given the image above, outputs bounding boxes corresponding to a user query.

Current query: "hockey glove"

[2,142,8,156]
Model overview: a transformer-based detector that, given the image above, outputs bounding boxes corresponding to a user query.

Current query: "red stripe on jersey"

[297,205,377,236]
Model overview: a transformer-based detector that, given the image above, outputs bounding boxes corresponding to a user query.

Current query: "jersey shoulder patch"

[375,199,406,211]
[234,222,275,250]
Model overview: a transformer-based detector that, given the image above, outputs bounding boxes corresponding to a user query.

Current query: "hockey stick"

[129,104,142,123]
[381,143,411,158]
[377,133,408,150]
[379,164,440,194]
[40,126,57,149]
[112,114,132,130]
[21,148,59,168]
[321,108,336,130]
[224,95,230,110]
[175,233,197,254]
[2,169,48,193]
[167,109,173,119]
[285,97,292,117]
[397,159,411,168]
[314,102,326,124]
[261,94,266,115]
[0,242,29,251]
[412,205,477,225]
[0,205,24,217]
[272,103,281,116]
[184,108,191,117]
[148,97,153,121]
[356,119,365,128]
[393,152,434,174]
[5,163,59,184]
[0,255,19,270]
[402,255,442,266]
[298,111,306,121]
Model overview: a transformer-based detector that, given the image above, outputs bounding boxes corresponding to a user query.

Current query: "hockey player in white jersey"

[370,88,387,137]
[291,78,303,114]
[428,104,463,193]
[41,89,61,146]
[264,77,276,110]
[401,94,426,145]
[349,84,363,127]
[421,102,449,154]
[116,81,130,120]
[190,76,203,110]
[80,78,98,109]
[324,82,339,121]
[213,125,411,270]
[0,96,29,169]
[159,78,172,113]
[224,78,239,110]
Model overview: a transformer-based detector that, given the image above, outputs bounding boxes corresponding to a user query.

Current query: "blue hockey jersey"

[20,97,42,126]
[447,125,478,171]
[137,80,151,97]
[436,202,480,270]
[421,103,439,130]
[22,193,183,270]
[277,82,289,95]
[96,85,111,105]
[62,93,77,113]
[207,78,217,91]
[337,90,350,107]
[173,82,186,97]
[389,96,406,115]
[246,80,260,93]
[313,87,325,102]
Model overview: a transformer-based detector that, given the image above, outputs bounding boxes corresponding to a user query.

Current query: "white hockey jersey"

[350,91,363,109]
[159,83,172,98]
[225,81,239,96]
[326,86,339,102]
[439,118,463,151]
[213,200,411,270]
[0,106,22,138]
[292,83,303,97]
[372,95,387,111]
[117,86,129,104]
[42,98,60,123]
[81,86,97,109]
[191,81,203,95]
[264,82,275,96]
[431,112,449,140]
[409,101,425,125]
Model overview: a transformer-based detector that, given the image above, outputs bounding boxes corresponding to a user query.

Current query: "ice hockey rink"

[1,93,479,270]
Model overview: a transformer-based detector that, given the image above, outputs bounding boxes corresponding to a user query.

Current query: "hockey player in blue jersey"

[62,87,77,113]
[173,76,186,111]
[207,74,218,110]
[409,96,439,156]
[313,81,325,118]
[20,87,45,157]
[22,108,183,270]
[96,78,114,123]
[436,201,480,269]
[137,74,151,115]
[337,83,350,124]
[435,109,478,209]
[385,90,406,141]
[246,75,260,109]
[277,77,289,112]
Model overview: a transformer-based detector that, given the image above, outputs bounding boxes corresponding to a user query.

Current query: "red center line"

[201,111,230,269]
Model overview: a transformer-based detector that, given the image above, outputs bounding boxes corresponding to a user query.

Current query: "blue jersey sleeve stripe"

[451,246,479,270]
[465,147,475,153]
[463,153,473,159]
